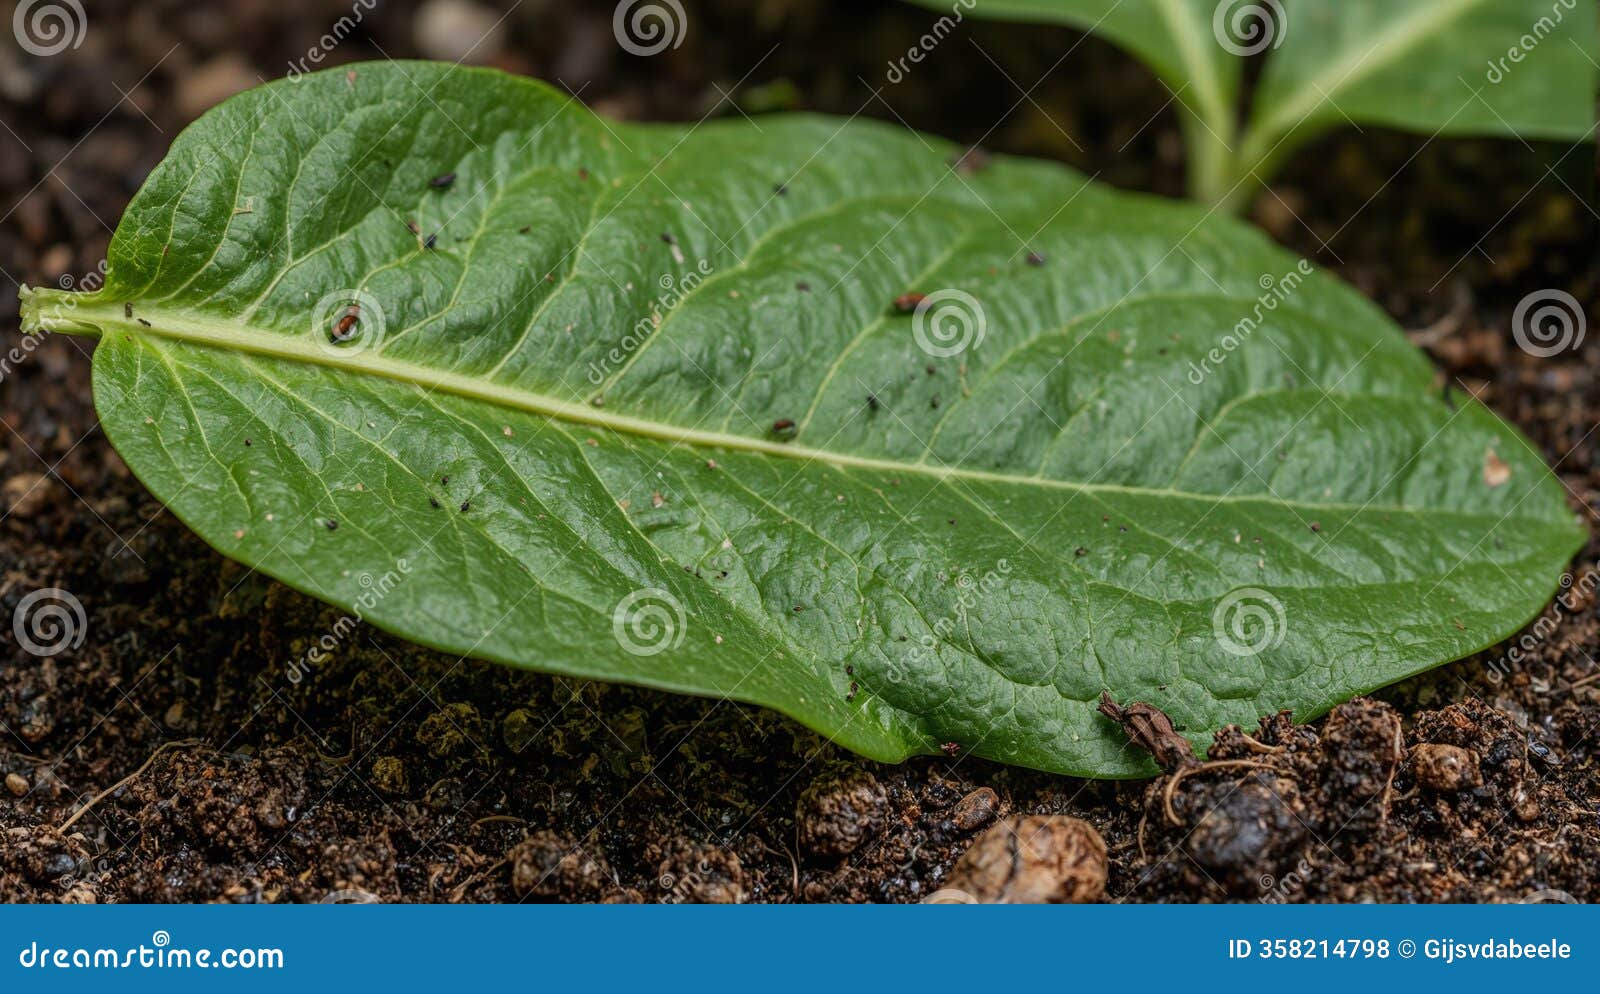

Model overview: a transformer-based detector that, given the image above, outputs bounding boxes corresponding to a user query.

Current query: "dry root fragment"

[1097,691,1198,771]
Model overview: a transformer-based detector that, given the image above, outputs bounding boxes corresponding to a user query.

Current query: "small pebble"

[4,772,27,796]
[1410,743,1483,792]
[414,0,507,64]
[951,786,999,831]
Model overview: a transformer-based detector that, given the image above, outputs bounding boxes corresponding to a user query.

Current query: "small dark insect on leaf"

[406,220,421,235]
[577,167,589,181]
[460,500,471,512]
[137,318,152,327]
[940,741,962,756]
[795,281,811,292]
[331,304,361,342]
[123,302,133,318]
[430,172,456,189]
[1310,521,1322,533]
[660,232,677,245]
[893,292,926,314]
[430,497,441,508]
[243,439,252,447]
[325,519,339,531]
[441,475,450,485]
[771,418,798,440]
[773,182,788,196]
[1026,250,1046,266]
[866,394,880,411]
[424,234,438,250]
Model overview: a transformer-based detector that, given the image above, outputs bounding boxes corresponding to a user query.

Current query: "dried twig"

[58,739,201,833]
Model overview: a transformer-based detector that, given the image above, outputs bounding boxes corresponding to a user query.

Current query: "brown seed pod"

[945,814,1107,903]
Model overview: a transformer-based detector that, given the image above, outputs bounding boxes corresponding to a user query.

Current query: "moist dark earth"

[2,0,1596,903]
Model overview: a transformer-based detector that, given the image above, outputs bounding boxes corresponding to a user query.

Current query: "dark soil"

[2,0,1596,903]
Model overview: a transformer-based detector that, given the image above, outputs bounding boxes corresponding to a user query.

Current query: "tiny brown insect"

[893,292,926,313]
[424,234,438,250]
[331,304,361,342]
[1026,250,1046,266]
[940,741,962,756]
[430,172,456,189]
[123,302,133,318]
[771,418,797,439]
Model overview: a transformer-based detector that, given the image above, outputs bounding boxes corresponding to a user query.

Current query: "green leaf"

[21,63,1582,777]
[1241,0,1598,191]
[914,0,1597,205]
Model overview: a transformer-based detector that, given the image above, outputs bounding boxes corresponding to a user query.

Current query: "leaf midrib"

[46,294,1555,525]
